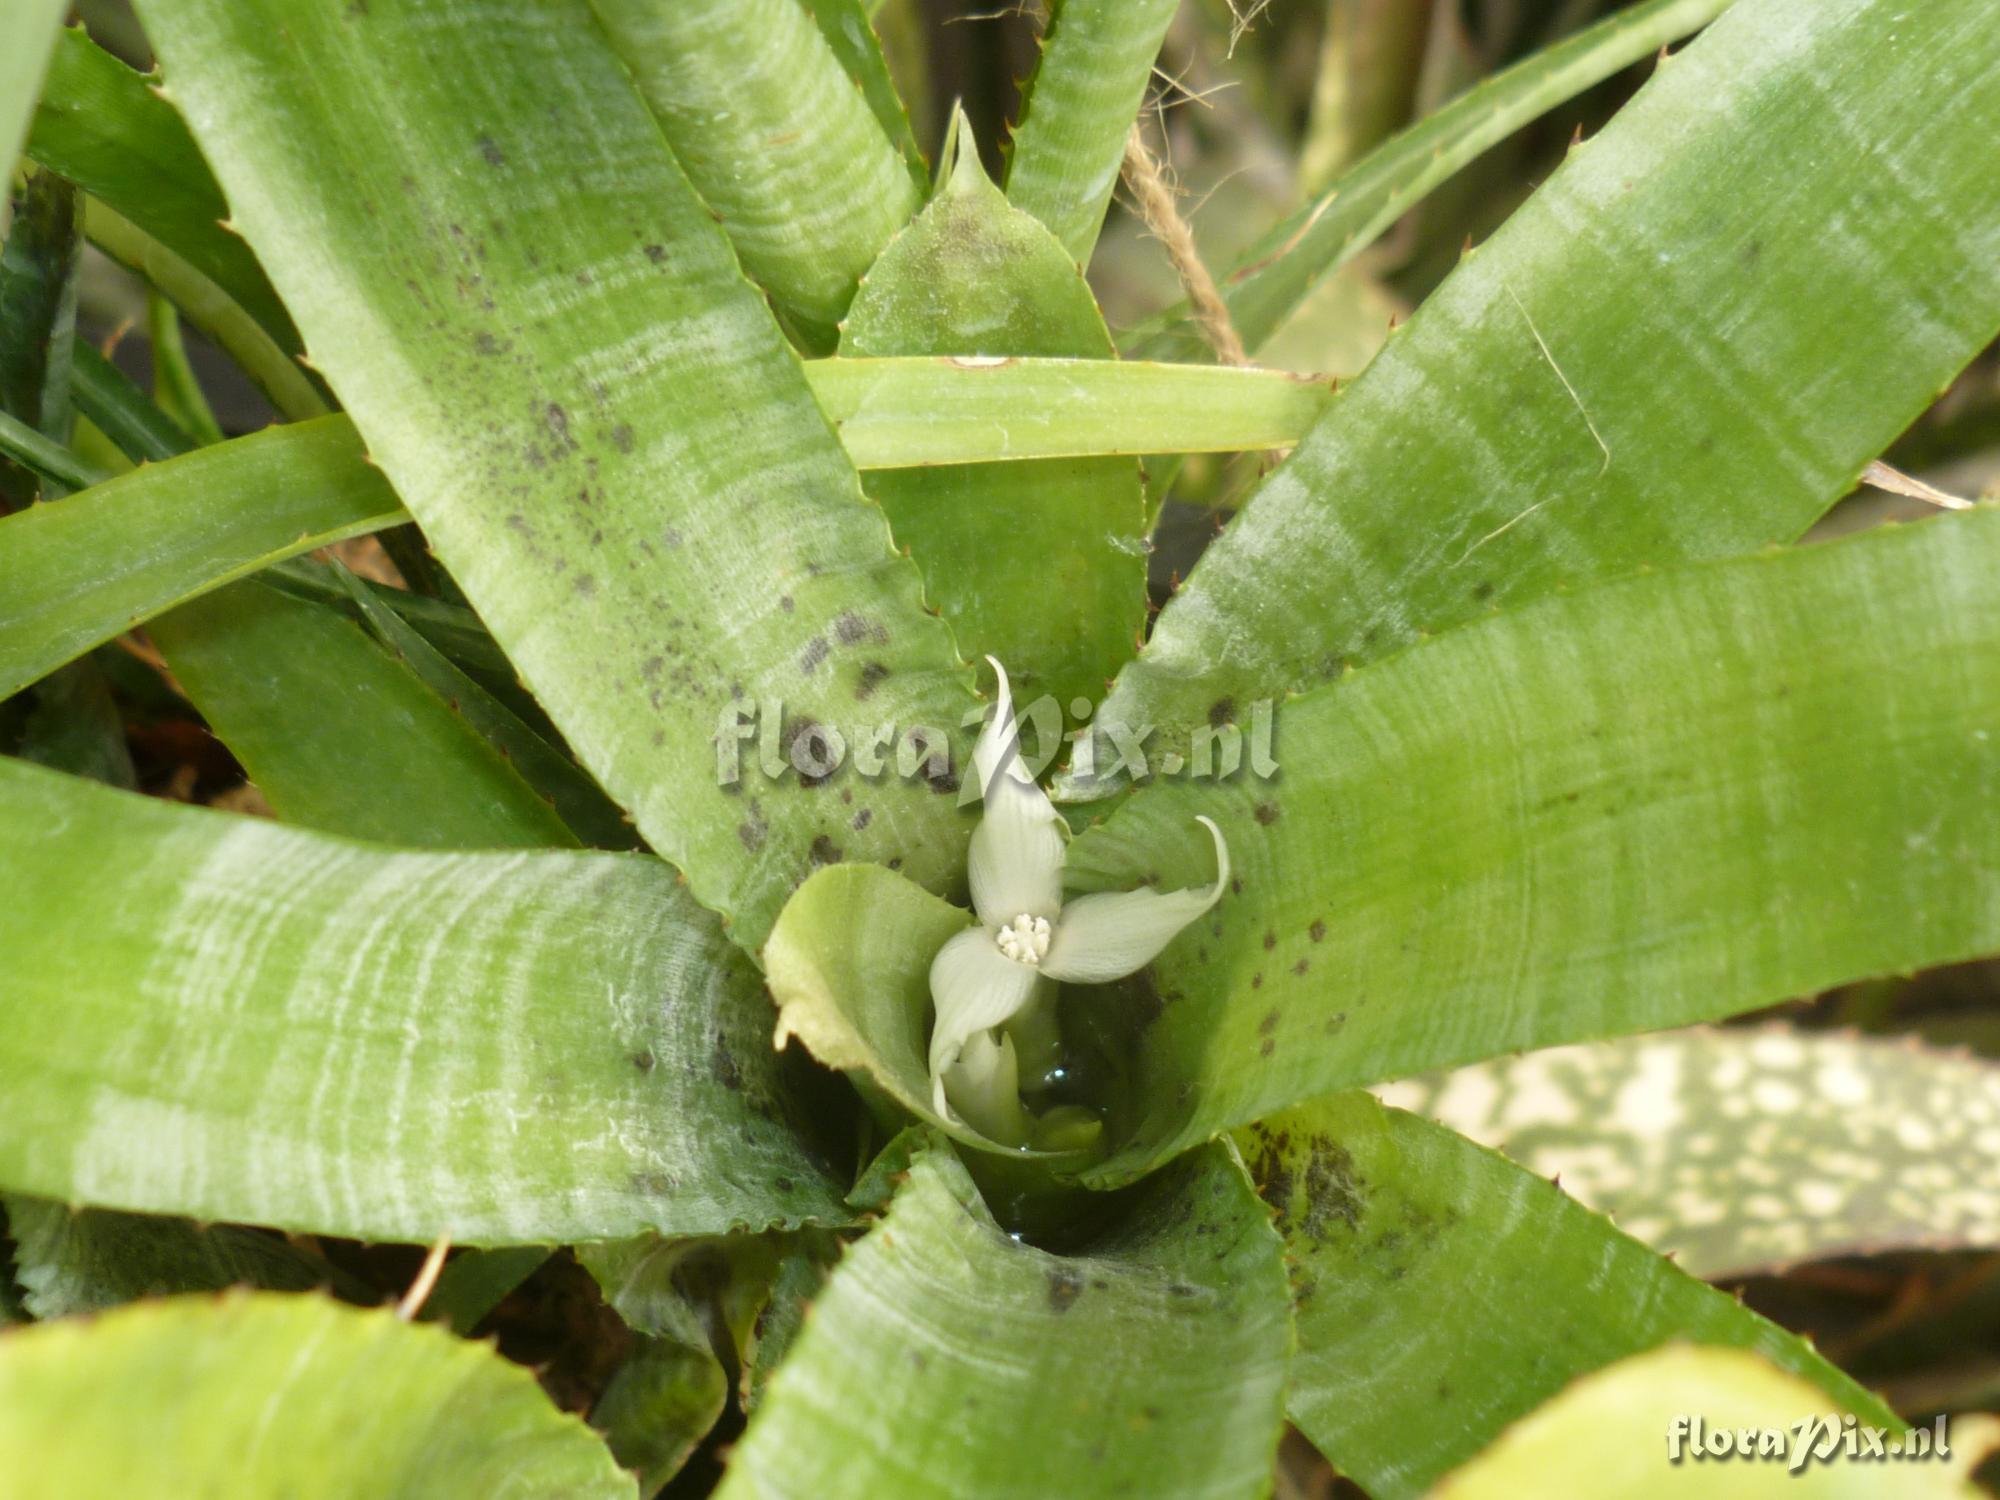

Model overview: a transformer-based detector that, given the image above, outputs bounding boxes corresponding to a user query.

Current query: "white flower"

[929,658,1230,1140]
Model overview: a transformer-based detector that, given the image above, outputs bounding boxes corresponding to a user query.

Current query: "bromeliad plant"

[4,0,2000,1494]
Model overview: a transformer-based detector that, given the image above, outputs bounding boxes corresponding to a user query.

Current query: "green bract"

[4,0,2000,1494]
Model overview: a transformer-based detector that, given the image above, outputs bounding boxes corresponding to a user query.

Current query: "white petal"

[1041,816,1231,985]
[966,657,1065,927]
[927,924,1041,1085]
[937,1030,1030,1146]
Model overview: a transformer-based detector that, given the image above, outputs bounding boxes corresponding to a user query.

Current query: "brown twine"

[1120,123,1248,367]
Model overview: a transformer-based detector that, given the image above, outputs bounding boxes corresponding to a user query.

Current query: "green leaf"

[1431,1346,1991,1499]
[1083,0,2000,774]
[0,404,98,494]
[26,26,301,357]
[420,1246,549,1337]
[7,655,134,789]
[1136,0,1735,360]
[842,134,1146,712]
[1241,1093,1894,1499]
[1002,0,1178,267]
[0,417,402,701]
[714,1138,1291,1500]
[0,164,136,793]
[70,334,195,461]
[0,1294,635,1498]
[5,349,1331,706]
[0,757,844,1244]
[262,557,511,683]
[3,1196,329,1319]
[738,1233,840,1413]
[593,1337,729,1495]
[581,1225,841,1432]
[798,0,928,194]
[138,0,976,950]
[1065,508,2000,1181]
[151,581,579,850]
[0,168,81,505]
[813,354,1331,466]
[1379,1028,2000,1279]
[586,0,922,351]
[144,289,225,446]
[23,361,564,855]
[0,0,65,189]
[763,862,996,1150]
[1297,0,1431,192]
[332,565,637,850]
[81,194,328,422]
[579,1232,807,1490]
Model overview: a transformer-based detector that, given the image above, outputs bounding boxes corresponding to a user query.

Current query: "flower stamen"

[994,913,1052,966]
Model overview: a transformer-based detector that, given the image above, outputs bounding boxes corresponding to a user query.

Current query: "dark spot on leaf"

[1292,958,1309,977]
[712,1046,743,1091]
[737,819,767,852]
[476,134,505,167]
[811,835,843,865]
[630,1050,655,1072]
[851,808,872,831]
[643,244,666,264]
[572,573,595,597]
[779,595,794,613]
[835,610,888,646]
[855,661,890,702]
[1247,1131,1366,1243]
[1260,1038,1275,1057]
[1208,697,1235,727]
[1309,920,1326,943]
[1262,930,1277,951]
[799,636,830,673]
[610,423,634,454]
[1258,1009,1280,1036]
[1047,1268,1083,1313]
[1254,802,1280,826]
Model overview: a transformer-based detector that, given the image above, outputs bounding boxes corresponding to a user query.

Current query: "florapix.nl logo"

[714,690,1277,800]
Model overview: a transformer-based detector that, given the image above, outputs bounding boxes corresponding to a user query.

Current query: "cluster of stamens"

[994,913,1052,966]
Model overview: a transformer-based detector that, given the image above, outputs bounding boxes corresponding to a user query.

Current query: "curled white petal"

[972,655,1032,794]
[1040,816,1231,985]
[927,923,1041,1091]
[938,1030,1030,1146]
[966,657,1064,927]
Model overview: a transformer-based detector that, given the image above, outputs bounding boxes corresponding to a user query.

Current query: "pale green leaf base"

[716,1139,1291,1500]
[1245,1093,1893,1498]
[0,759,843,1244]
[0,1294,634,1498]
